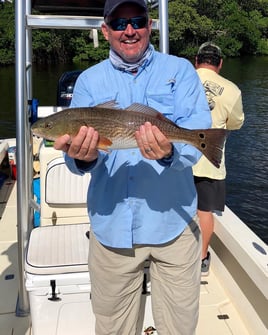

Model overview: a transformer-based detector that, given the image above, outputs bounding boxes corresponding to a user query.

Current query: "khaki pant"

[89,219,201,335]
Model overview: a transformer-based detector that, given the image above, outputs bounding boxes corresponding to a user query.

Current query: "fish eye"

[45,122,53,129]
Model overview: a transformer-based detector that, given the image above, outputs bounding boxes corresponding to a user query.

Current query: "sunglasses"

[107,16,148,31]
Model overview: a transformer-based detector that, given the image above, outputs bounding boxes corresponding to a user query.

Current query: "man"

[54,1,211,334]
[193,42,244,275]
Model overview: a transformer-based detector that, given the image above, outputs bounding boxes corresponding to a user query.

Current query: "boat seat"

[45,157,89,205]
[39,143,90,225]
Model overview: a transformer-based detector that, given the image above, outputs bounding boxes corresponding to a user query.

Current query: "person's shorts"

[194,176,225,212]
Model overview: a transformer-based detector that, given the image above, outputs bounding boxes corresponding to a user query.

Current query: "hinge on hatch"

[217,314,230,320]
[52,211,57,225]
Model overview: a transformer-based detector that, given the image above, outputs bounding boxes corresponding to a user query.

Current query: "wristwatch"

[158,143,174,166]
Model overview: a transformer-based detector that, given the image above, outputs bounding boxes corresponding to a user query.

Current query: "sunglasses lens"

[109,18,127,31]
[131,17,147,29]
[109,16,147,31]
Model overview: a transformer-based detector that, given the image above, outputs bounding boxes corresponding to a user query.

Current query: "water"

[0,63,87,138]
[221,56,268,244]
[0,57,267,244]
[0,66,16,138]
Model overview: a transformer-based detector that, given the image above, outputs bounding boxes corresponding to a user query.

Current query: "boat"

[0,1,267,334]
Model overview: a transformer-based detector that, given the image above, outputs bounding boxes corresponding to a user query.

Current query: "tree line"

[0,0,267,66]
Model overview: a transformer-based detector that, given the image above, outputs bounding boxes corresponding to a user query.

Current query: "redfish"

[31,101,229,168]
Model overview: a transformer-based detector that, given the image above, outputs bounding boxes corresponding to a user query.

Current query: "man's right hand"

[54,126,99,162]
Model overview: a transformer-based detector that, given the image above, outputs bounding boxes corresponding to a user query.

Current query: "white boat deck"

[0,178,254,335]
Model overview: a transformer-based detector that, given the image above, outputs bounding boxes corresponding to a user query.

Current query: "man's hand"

[54,126,99,162]
[135,122,173,159]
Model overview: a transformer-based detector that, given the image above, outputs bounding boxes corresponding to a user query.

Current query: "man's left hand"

[135,122,173,159]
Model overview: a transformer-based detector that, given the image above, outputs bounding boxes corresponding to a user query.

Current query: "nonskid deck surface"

[0,179,31,335]
[0,179,249,335]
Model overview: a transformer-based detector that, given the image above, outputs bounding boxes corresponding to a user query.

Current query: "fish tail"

[194,128,230,168]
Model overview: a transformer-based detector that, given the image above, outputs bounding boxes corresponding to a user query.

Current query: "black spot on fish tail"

[196,128,230,168]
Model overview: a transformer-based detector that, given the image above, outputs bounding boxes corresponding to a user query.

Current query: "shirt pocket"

[146,91,175,121]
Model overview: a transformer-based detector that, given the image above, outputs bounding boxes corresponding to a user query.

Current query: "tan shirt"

[192,67,244,179]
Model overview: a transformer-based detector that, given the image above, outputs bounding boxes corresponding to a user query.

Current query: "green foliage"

[0,2,15,65]
[70,31,110,63]
[216,4,266,55]
[214,36,243,57]
[0,0,268,65]
[196,0,225,20]
[32,30,66,63]
[257,38,268,55]
[168,0,214,56]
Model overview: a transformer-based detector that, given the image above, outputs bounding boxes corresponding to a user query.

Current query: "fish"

[31,101,229,168]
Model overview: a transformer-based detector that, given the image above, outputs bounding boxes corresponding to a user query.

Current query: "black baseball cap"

[103,0,147,18]
[197,42,222,58]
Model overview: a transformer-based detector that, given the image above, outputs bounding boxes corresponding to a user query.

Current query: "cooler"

[25,223,95,335]
[25,223,157,334]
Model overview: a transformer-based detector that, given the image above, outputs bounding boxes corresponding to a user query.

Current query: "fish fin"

[193,128,230,168]
[95,100,118,109]
[97,136,113,151]
[127,103,176,125]
[126,103,158,114]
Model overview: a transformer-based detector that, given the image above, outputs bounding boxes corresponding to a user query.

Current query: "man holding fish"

[51,0,216,333]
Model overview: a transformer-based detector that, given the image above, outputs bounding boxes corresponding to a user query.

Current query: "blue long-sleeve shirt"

[65,48,211,248]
